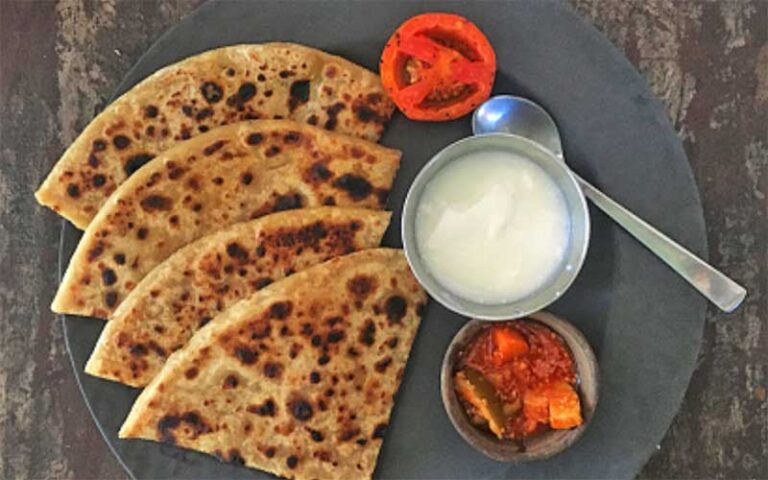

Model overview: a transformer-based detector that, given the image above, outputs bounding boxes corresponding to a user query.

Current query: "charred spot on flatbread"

[374,356,393,373]
[283,131,302,144]
[385,295,407,323]
[92,139,107,151]
[226,82,258,110]
[104,291,118,308]
[263,362,283,379]
[247,399,276,417]
[144,105,159,118]
[323,102,345,131]
[92,174,106,187]
[87,242,105,262]
[234,346,258,365]
[359,320,376,346]
[289,396,314,421]
[66,184,80,198]
[352,94,390,125]
[222,374,239,389]
[157,411,212,445]
[305,162,333,184]
[225,242,249,262]
[268,301,293,320]
[113,135,131,150]
[307,427,324,442]
[200,81,223,103]
[140,194,173,212]
[265,145,281,157]
[276,193,303,211]
[246,133,264,145]
[203,140,227,156]
[101,268,117,286]
[289,80,311,111]
[347,275,377,299]
[333,174,373,200]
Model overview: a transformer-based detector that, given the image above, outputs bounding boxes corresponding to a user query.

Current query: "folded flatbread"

[35,43,394,229]
[85,207,390,388]
[120,248,426,480]
[52,120,400,319]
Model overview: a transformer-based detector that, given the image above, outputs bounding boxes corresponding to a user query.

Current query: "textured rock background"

[0,1,765,478]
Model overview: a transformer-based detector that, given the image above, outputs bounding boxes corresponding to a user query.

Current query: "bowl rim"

[401,133,591,321]
[440,311,600,462]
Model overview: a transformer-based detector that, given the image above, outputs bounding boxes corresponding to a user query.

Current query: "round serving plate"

[60,1,708,478]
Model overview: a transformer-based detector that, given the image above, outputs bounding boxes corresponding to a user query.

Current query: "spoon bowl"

[473,95,563,158]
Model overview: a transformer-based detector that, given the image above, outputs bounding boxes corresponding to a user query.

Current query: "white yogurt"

[415,149,571,304]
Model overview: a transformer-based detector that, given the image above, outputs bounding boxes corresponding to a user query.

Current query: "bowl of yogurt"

[402,134,589,320]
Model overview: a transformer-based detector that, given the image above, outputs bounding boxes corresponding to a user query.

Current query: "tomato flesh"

[380,13,497,121]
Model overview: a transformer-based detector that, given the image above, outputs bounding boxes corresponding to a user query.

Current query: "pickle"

[502,397,523,417]
[454,367,508,438]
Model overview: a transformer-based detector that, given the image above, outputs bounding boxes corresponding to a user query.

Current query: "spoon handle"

[573,173,746,312]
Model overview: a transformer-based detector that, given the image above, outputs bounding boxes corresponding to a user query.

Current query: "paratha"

[52,120,400,319]
[120,248,426,480]
[35,43,395,229]
[86,207,391,388]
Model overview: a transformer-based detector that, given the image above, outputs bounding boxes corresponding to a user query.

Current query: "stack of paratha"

[45,43,427,480]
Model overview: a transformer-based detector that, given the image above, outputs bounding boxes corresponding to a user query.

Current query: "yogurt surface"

[415,149,571,304]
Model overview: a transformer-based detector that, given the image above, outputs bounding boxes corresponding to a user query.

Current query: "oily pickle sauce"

[457,320,578,439]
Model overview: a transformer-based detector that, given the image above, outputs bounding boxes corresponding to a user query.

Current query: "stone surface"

[0,1,765,479]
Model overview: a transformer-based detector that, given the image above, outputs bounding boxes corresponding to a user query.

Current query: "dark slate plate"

[60,1,708,478]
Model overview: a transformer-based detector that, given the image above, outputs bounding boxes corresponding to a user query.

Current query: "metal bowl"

[401,134,590,320]
[440,311,600,462]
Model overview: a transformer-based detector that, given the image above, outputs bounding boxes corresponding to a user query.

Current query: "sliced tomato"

[380,13,497,121]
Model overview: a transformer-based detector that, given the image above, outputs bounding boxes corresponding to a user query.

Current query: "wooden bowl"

[440,311,599,462]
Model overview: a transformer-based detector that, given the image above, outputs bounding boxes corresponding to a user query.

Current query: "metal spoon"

[472,95,746,312]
